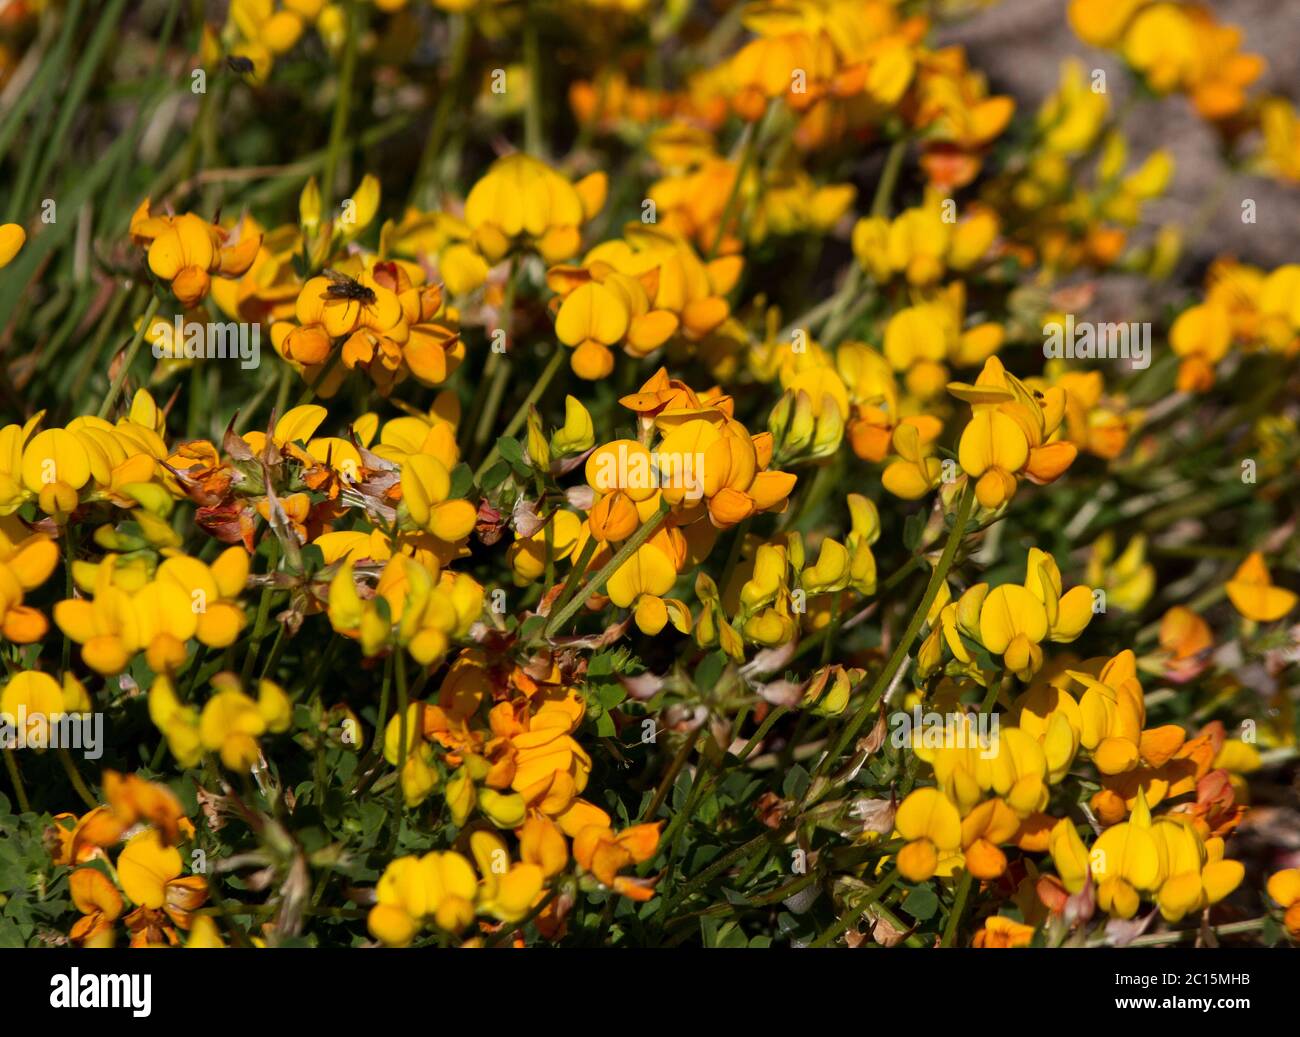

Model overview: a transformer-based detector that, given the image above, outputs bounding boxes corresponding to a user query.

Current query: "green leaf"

[694,650,726,691]
[782,764,810,801]
[448,462,473,499]
[496,436,524,465]
[903,883,938,922]
[481,460,512,489]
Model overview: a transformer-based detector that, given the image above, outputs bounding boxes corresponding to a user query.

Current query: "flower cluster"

[0,0,1295,954]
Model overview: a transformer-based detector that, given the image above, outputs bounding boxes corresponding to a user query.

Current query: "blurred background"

[941,0,1299,269]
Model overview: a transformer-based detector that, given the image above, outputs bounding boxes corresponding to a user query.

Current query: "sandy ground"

[937,0,1300,271]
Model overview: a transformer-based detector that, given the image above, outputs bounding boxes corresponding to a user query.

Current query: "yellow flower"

[1024,548,1095,643]
[572,820,661,901]
[2,397,170,519]
[149,675,202,767]
[198,674,291,770]
[69,866,124,947]
[1266,869,1300,939]
[157,548,250,648]
[950,357,1076,509]
[894,787,962,882]
[0,223,25,267]
[0,671,90,747]
[1086,532,1155,613]
[1072,650,1145,775]
[588,491,640,543]
[186,914,227,948]
[1090,788,1162,918]
[133,204,260,307]
[1169,300,1232,392]
[384,703,441,808]
[368,851,480,945]
[470,830,545,923]
[977,588,1046,682]
[388,209,489,296]
[464,154,606,263]
[607,540,690,636]
[550,274,634,379]
[922,726,1050,818]
[550,396,594,456]
[0,524,58,643]
[1068,0,1143,47]
[1038,59,1108,156]
[960,797,1021,879]
[971,915,1035,947]
[800,538,850,597]
[885,206,950,286]
[401,453,476,542]
[1048,817,1091,894]
[1152,818,1243,922]
[1123,3,1197,94]
[117,829,182,910]
[749,171,855,245]
[1225,551,1297,623]
[56,550,247,675]
[1259,98,1300,184]
[1158,605,1213,664]
[328,555,482,664]
[520,816,569,878]
[508,509,585,584]
[880,418,943,500]
[652,415,797,528]
[845,493,879,595]
[799,664,861,718]
[229,0,320,60]
[1013,678,1082,783]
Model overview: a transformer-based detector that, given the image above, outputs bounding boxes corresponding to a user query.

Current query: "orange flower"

[972,915,1035,948]
[1226,551,1297,623]
[572,821,662,901]
[1158,606,1213,681]
[68,867,124,947]
[132,201,260,307]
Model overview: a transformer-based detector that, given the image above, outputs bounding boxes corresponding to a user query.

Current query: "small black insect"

[321,269,376,306]
[226,55,256,75]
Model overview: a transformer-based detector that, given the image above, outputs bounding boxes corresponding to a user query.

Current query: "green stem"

[707,106,768,260]
[346,653,394,796]
[240,545,281,685]
[543,500,670,638]
[871,137,908,219]
[473,346,566,481]
[547,536,598,630]
[410,14,472,207]
[321,0,360,213]
[666,822,794,910]
[4,749,31,814]
[641,726,701,822]
[810,868,898,948]
[1113,916,1270,948]
[819,136,907,345]
[295,344,346,407]
[57,747,98,810]
[738,704,789,763]
[809,484,975,788]
[468,262,518,460]
[96,294,159,419]
[393,650,409,815]
[940,870,974,948]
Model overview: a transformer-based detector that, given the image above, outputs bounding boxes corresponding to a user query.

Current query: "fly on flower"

[320,268,378,305]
